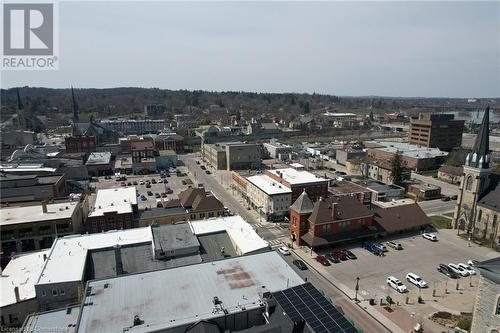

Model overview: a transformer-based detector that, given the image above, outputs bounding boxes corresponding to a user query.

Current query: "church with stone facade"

[453,106,500,248]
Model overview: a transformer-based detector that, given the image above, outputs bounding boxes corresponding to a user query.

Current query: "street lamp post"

[355,277,360,302]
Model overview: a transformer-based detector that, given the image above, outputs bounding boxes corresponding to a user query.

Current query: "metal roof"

[22,305,80,333]
[76,252,304,333]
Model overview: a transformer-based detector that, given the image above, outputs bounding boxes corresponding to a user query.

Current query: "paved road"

[411,172,459,196]
[278,250,390,333]
[418,199,456,215]
[179,154,288,242]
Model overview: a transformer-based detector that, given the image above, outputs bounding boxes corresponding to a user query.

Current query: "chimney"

[14,286,20,303]
[41,200,48,213]
[114,245,123,275]
[43,253,47,261]
[330,203,337,221]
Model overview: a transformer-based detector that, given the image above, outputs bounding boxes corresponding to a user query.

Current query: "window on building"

[465,175,473,191]
[41,290,46,297]
[52,289,58,296]
[496,296,500,316]
[477,210,483,223]
[59,289,65,296]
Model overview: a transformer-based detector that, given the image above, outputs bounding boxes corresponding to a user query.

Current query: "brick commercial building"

[407,183,441,200]
[289,191,376,248]
[86,187,138,233]
[366,141,448,171]
[265,168,328,202]
[329,180,372,207]
[0,199,83,258]
[64,136,96,154]
[85,152,113,177]
[246,175,292,221]
[0,174,67,203]
[409,113,464,151]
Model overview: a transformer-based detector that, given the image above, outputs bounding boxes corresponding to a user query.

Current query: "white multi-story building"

[246,175,292,221]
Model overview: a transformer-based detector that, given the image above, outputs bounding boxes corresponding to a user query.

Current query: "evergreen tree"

[390,151,403,185]
[369,110,374,121]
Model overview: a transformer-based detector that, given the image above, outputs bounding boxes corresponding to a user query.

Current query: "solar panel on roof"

[273,282,357,333]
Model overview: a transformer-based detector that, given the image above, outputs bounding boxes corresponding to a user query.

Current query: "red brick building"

[265,168,328,202]
[289,191,376,248]
[65,136,97,154]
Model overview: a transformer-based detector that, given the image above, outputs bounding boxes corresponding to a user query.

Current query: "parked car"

[451,195,458,200]
[155,193,160,198]
[362,241,382,256]
[457,263,476,275]
[196,161,200,165]
[448,263,469,277]
[387,241,403,250]
[332,250,348,261]
[325,253,340,263]
[386,276,407,293]
[437,264,459,278]
[140,195,147,201]
[467,259,479,267]
[278,246,291,256]
[139,180,145,185]
[422,233,438,241]
[146,183,151,188]
[120,182,126,186]
[165,187,173,194]
[441,196,450,201]
[127,182,132,186]
[343,249,357,260]
[151,179,157,184]
[406,273,428,288]
[373,243,388,253]
[156,199,163,208]
[315,255,331,266]
[147,191,153,196]
[163,179,168,184]
[205,170,211,175]
[200,165,206,170]
[133,181,138,185]
[161,192,167,198]
[293,259,308,270]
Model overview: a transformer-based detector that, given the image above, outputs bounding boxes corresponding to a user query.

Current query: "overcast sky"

[2,1,499,98]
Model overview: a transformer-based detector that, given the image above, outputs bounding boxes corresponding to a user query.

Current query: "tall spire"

[16,88,24,110]
[71,86,79,123]
[467,106,490,169]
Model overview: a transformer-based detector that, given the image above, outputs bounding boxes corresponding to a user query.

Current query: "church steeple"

[71,86,79,123]
[466,106,490,169]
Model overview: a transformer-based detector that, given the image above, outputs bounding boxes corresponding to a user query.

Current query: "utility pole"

[355,277,360,302]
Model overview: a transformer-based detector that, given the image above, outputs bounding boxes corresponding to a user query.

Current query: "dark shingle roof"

[308,196,372,225]
[373,203,431,233]
[178,188,206,208]
[192,195,223,211]
[290,190,314,215]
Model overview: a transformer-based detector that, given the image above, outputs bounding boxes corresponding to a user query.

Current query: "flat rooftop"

[36,228,153,285]
[89,187,137,217]
[267,168,328,185]
[77,252,304,333]
[367,141,448,159]
[190,216,269,255]
[22,305,80,333]
[1,201,78,226]
[1,250,50,307]
[247,175,292,195]
[151,223,199,253]
[330,180,368,194]
[85,152,111,165]
[373,199,416,208]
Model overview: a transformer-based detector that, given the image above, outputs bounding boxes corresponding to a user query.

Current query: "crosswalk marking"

[268,239,282,247]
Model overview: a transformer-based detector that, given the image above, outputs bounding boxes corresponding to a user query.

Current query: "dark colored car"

[325,253,340,264]
[332,250,348,261]
[315,255,331,266]
[163,179,168,184]
[151,179,157,184]
[437,264,459,278]
[196,161,200,165]
[200,165,206,170]
[165,187,173,194]
[133,181,138,185]
[140,195,147,201]
[146,183,151,188]
[155,193,160,198]
[293,260,308,270]
[451,195,458,200]
[343,250,357,260]
[127,182,132,186]
[205,170,211,175]
[441,196,450,202]
[147,191,153,196]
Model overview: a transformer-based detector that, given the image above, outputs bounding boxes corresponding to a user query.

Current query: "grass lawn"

[430,215,452,229]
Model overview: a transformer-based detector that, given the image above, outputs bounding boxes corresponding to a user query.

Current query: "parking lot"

[302,229,498,315]
[92,168,196,209]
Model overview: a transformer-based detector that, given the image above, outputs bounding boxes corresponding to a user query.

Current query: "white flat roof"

[1,250,50,307]
[268,168,328,185]
[36,228,153,285]
[367,141,448,159]
[289,163,304,168]
[190,216,269,254]
[247,175,292,195]
[89,187,137,217]
[77,252,304,333]
[1,202,78,226]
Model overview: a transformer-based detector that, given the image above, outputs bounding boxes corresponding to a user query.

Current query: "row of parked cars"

[386,272,429,293]
[315,249,357,266]
[437,261,477,278]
